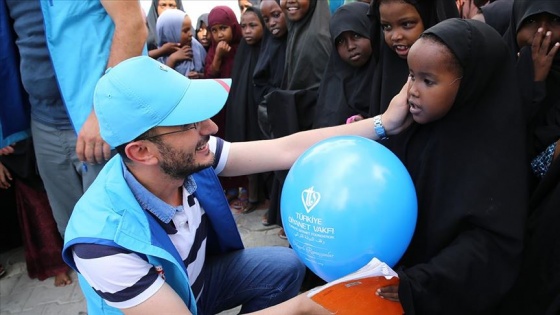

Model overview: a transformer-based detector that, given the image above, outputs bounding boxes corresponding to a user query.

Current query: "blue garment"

[62,155,243,314]
[39,0,114,133]
[156,9,206,76]
[0,0,30,147]
[4,0,71,133]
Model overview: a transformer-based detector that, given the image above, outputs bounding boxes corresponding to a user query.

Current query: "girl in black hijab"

[503,0,560,180]
[195,13,210,51]
[377,19,528,314]
[224,7,266,213]
[496,2,560,313]
[357,0,458,118]
[312,2,374,128]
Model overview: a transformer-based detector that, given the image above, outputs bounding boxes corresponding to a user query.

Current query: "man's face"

[146,120,218,179]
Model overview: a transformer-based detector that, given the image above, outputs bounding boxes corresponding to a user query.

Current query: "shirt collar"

[122,160,197,223]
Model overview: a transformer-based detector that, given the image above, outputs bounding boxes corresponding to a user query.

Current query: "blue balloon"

[281,136,417,282]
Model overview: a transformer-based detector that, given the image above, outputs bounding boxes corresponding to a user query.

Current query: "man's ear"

[125,141,159,166]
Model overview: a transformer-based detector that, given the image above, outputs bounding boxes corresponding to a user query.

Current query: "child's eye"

[272,12,281,18]
[380,24,391,31]
[423,79,435,86]
[402,21,417,29]
[408,73,415,81]
[263,17,269,23]
[335,37,345,46]
[352,32,362,39]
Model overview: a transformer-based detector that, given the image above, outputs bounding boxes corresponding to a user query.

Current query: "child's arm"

[148,42,180,60]
[207,41,231,78]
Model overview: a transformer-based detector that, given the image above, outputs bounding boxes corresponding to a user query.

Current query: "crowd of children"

[2,0,559,313]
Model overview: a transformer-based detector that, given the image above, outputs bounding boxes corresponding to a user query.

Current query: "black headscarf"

[146,0,184,51]
[253,0,287,103]
[480,0,513,36]
[313,2,373,127]
[282,0,331,90]
[252,0,287,138]
[385,19,528,314]
[364,0,458,117]
[503,0,560,160]
[224,7,265,142]
[195,13,209,50]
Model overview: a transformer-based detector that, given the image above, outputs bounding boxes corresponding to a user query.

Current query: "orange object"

[310,276,404,315]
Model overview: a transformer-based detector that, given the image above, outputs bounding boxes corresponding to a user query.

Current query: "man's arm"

[101,0,148,69]
[222,81,412,176]
[76,0,147,164]
[122,283,192,315]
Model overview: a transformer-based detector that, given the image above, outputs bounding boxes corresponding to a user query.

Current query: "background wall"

[140,0,242,23]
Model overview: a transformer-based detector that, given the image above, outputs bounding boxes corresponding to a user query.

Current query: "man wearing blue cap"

[61,56,410,314]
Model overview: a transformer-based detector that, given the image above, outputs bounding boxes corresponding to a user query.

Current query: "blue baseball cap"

[94,56,231,147]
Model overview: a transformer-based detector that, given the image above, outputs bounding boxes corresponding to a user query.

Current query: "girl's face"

[379,0,424,59]
[180,16,193,46]
[241,11,264,45]
[261,0,288,38]
[197,22,210,48]
[281,0,311,22]
[516,12,560,50]
[335,31,372,68]
[406,38,462,124]
[157,0,177,16]
[210,24,233,44]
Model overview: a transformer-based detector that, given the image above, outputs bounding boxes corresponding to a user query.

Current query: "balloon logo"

[281,136,417,282]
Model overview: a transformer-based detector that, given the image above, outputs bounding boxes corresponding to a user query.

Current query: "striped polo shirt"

[72,137,230,309]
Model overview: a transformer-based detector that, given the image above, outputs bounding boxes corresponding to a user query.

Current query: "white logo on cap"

[159,64,169,72]
[301,187,321,214]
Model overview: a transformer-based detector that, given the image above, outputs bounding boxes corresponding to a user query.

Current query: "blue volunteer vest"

[63,156,244,315]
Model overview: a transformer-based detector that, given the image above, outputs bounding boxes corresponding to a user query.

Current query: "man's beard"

[155,140,214,180]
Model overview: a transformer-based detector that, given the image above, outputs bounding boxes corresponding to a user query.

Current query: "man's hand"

[76,110,111,164]
[384,78,413,135]
[376,284,400,302]
[531,28,560,82]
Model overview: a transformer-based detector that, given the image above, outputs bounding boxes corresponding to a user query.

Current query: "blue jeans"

[198,246,306,314]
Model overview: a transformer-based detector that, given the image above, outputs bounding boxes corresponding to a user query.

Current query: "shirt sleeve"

[72,243,165,309]
[208,136,230,175]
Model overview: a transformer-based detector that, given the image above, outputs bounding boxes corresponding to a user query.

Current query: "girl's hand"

[0,144,15,155]
[376,284,400,302]
[216,41,231,58]
[531,28,560,82]
[160,42,180,56]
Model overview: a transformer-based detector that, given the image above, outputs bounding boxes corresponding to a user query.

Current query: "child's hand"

[0,144,15,156]
[216,41,231,58]
[160,42,181,56]
[531,27,560,82]
[0,162,12,189]
[376,284,400,302]
[187,71,202,79]
[169,46,194,66]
